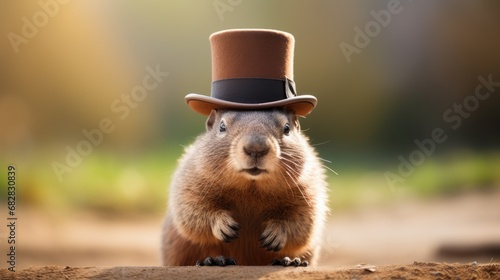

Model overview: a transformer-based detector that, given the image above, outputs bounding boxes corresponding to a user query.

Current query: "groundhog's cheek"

[229,141,248,169]
[261,150,280,171]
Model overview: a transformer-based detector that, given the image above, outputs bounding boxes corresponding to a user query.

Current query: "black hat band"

[211,78,296,104]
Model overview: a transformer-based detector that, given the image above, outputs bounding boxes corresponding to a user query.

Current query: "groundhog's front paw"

[259,221,287,251]
[211,212,240,242]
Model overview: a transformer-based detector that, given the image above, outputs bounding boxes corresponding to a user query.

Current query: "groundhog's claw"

[221,222,240,242]
[260,222,287,251]
[259,232,283,251]
[196,255,237,266]
[271,257,308,267]
[212,213,240,242]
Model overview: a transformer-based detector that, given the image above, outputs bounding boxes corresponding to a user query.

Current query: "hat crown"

[210,29,295,81]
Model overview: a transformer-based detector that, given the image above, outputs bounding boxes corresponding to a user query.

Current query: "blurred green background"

[0,0,500,267]
[1,0,499,214]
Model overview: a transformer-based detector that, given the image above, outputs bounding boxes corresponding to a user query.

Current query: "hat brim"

[185,93,317,116]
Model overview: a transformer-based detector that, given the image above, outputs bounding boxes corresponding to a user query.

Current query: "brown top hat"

[185,29,317,116]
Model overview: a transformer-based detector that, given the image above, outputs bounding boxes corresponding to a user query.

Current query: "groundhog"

[161,108,328,266]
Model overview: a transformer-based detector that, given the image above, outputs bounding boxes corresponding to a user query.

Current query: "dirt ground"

[2,262,499,279]
[2,190,499,278]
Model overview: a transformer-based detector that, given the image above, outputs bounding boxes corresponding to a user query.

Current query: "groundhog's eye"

[283,123,290,135]
[219,121,227,133]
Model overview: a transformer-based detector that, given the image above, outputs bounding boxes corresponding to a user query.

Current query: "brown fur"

[161,109,328,266]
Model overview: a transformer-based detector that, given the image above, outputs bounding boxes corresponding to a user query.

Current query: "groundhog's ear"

[206,109,218,131]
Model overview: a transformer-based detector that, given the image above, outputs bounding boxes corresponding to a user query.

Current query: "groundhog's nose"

[243,134,269,158]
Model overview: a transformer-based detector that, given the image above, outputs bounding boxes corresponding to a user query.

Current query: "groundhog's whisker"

[321,164,338,175]
[280,156,302,164]
[280,147,301,156]
[278,154,296,164]
[278,158,301,179]
[280,160,307,182]
[311,140,331,147]
[280,162,303,180]
[279,161,302,186]
[316,157,338,175]
[279,154,315,207]
[281,161,312,208]
[279,155,305,172]
[276,167,294,197]
[279,151,302,163]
